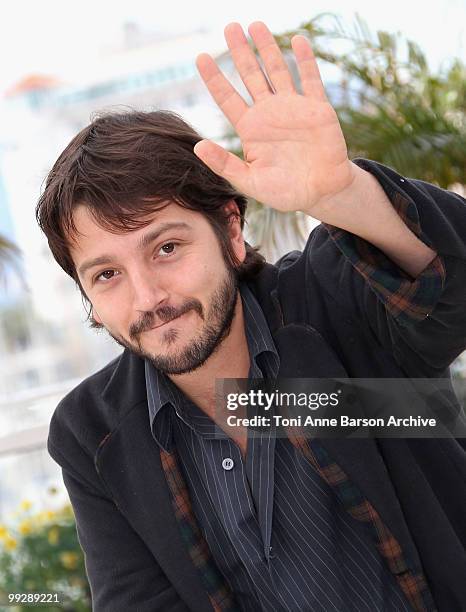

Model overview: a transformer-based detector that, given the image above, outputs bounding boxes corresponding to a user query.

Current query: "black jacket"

[48,160,466,611]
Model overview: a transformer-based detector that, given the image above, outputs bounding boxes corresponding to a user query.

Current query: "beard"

[104,265,239,375]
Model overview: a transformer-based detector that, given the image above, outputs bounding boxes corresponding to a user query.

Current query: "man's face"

[70,202,246,375]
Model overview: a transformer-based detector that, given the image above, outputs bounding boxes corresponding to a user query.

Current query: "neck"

[167,292,250,419]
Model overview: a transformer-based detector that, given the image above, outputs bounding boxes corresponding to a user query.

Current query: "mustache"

[129,299,203,338]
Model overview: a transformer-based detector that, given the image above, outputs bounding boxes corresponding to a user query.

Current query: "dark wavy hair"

[35,110,265,327]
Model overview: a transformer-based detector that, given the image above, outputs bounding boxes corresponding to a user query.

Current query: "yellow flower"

[33,510,56,526]
[47,527,60,546]
[19,500,33,511]
[0,525,8,539]
[4,537,17,550]
[59,551,79,570]
[35,511,47,524]
[19,520,32,535]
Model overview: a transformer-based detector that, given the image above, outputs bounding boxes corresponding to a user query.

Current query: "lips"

[146,312,184,331]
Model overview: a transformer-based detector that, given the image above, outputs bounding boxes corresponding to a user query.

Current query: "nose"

[130,266,169,314]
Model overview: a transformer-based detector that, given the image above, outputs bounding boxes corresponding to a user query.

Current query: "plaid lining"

[160,448,240,612]
[323,191,446,326]
[160,428,437,612]
[285,428,437,612]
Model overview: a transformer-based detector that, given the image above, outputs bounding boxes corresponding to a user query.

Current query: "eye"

[94,269,119,284]
[158,242,177,256]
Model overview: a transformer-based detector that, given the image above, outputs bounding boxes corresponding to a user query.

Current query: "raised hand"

[194,21,356,217]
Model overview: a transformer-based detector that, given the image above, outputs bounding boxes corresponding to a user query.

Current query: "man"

[37,22,465,612]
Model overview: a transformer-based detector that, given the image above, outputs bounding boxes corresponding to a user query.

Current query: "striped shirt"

[145,284,412,611]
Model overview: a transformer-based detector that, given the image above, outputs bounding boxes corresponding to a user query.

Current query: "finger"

[248,21,295,94]
[224,22,273,102]
[193,140,252,193]
[291,35,328,102]
[196,53,249,127]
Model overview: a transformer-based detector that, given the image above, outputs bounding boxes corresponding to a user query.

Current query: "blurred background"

[0,0,465,608]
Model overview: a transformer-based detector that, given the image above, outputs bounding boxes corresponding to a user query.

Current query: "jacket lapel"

[95,402,215,612]
[273,323,436,611]
[271,322,420,554]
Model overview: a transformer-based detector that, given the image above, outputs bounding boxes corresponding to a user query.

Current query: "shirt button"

[269,546,276,559]
[222,457,234,471]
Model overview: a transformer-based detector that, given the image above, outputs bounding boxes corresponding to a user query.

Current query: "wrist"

[313,163,438,278]
[308,162,371,223]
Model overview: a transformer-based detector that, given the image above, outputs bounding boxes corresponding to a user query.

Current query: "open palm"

[194,22,355,216]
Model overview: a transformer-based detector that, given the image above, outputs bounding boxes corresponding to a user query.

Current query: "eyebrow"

[77,221,192,279]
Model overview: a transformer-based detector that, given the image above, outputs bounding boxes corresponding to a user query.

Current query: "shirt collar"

[240,283,279,378]
[145,281,279,451]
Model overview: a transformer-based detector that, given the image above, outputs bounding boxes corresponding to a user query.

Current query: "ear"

[224,200,246,264]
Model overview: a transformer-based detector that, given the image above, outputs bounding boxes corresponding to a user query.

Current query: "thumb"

[193,140,250,191]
